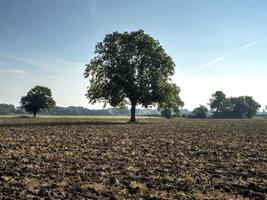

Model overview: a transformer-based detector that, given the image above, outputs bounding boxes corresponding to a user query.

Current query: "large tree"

[20,86,56,117]
[84,30,182,122]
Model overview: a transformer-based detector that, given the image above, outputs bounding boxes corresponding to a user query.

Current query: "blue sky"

[0,0,266,110]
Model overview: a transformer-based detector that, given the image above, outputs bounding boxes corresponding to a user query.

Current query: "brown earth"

[0,117,266,199]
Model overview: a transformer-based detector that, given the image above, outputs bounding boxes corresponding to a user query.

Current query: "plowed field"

[0,118,266,199]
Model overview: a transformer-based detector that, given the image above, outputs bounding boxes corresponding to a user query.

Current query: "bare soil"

[0,118,266,199]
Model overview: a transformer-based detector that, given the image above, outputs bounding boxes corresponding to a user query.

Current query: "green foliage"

[84,30,182,122]
[209,91,230,117]
[41,106,130,115]
[0,104,159,116]
[158,83,184,118]
[192,105,209,119]
[0,104,16,115]
[20,86,56,117]
[0,104,26,115]
[228,96,261,118]
[209,91,261,118]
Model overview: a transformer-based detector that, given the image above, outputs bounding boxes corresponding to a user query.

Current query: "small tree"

[161,108,172,119]
[20,86,56,117]
[84,30,182,122]
[192,105,209,119]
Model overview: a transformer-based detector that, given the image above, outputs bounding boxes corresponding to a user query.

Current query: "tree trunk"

[33,112,37,118]
[130,104,136,123]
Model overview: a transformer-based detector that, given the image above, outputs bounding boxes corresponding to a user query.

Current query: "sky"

[0,0,266,110]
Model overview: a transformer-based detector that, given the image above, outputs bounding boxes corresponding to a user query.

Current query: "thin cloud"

[0,23,84,70]
[197,40,259,71]
[0,52,84,70]
[0,68,29,75]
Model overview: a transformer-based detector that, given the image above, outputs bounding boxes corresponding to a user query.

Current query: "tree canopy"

[192,105,209,119]
[158,83,184,117]
[228,96,261,118]
[84,30,183,122]
[209,91,261,118]
[20,86,56,117]
[209,91,229,117]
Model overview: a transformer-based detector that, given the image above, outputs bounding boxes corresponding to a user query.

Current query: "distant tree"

[209,91,260,119]
[243,96,261,118]
[112,108,130,115]
[192,105,209,119]
[209,91,230,117]
[84,30,182,122]
[228,97,247,118]
[161,108,172,119]
[228,96,260,118]
[15,106,26,114]
[20,86,56,117]
[0,104,16,115]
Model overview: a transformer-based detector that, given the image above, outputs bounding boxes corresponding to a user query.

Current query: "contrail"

[197,40,259,71]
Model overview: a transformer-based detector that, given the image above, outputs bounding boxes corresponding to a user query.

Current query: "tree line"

[1,87,262,120]
[186,91,261,119]
[1,30,264,121]
[0,103,159,116]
